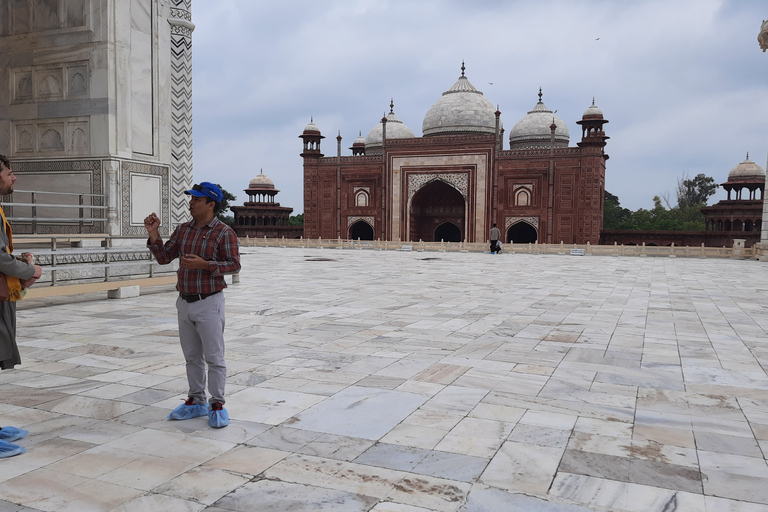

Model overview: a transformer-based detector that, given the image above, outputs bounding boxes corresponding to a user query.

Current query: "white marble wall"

[129,0,154,156]
[0,0,190,237]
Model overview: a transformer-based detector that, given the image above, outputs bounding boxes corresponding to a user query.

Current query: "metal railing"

[17,236,176,287]
[240,236,760,259]
[5,189,107,234]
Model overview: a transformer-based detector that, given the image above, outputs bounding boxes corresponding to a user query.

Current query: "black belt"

[179,290,221,303]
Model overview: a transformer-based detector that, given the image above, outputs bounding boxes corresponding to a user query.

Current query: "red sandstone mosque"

[301,64,609,244]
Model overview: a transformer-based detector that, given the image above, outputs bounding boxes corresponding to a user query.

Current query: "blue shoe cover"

[0,439,25,458]
[167,402,208,420]
[208,406,229,428]
[0,426,29,442]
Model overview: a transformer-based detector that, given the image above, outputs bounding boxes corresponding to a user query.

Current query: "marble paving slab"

[3,249,768,511]
[291,386,429,440]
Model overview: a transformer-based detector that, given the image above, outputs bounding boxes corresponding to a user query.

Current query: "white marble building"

[0,0,194,237]
[759,18,768,250]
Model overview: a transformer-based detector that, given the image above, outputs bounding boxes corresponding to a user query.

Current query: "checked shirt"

[148,217,240,294]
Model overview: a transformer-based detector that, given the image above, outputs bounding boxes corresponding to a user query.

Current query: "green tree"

[674,173,718,230]
[603,173,718,232]
[603,190,635,229]
[289,214,304,226]
[215,184,236,225]
[677,173,719,209]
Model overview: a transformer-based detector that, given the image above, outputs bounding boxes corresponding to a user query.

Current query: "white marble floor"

[2,248,768,511]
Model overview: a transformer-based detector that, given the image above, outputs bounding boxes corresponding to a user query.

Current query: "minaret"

[576,99,610,244]
[350,132,366,156]
[576,98,610,149]
[168,1,195,229]
[758,20,768,254]
[299,118,324,158]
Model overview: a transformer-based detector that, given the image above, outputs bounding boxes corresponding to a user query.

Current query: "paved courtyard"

[2,247,768,512]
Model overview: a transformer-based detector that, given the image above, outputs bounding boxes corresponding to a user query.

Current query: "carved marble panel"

[407,173,468,205]
[506,216,539,230]
[130,0,154,155]
[11,62,89,103]
[12,0,32,34]
[65,0,86,27]
[67,65,88,96]
[15,124,35,154]
[69,122,89,154]
[130,174,162,225]
[39,124,66,152]
[32,0,59,32]
[36,68,64,99]
[348,216,374,228]
[14,72,33,101]
[121,161,170,236]
[12,117,91,157]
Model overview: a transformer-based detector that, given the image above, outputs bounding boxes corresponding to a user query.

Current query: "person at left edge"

[144,182,240,428]
[0,154,43,457]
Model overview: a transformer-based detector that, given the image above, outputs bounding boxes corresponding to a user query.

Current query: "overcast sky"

[191,0,768,215]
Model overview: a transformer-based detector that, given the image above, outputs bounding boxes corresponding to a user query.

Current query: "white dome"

[728,156,765,181]
[582,100,604,118]
[365,104,415,148]
[303,119,321,134]
[249,169,274,189]
[422,65,496,137]
[509,90,570,149]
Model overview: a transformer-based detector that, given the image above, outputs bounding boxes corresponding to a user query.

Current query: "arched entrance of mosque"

[507,222,537,243]
[434,222,462,242]
[409,180,465,242]
[349,220,374,240]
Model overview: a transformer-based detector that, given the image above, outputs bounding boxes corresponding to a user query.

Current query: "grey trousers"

[0,300,20,370]
[176,292,226,405]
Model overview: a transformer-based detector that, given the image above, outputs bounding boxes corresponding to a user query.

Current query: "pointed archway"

[507,222,537,243]
[349,220,374,240]
[434,222,461,242]
[409,180,465,242]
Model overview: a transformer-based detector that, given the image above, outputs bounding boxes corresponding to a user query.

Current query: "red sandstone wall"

[600,230,760,248]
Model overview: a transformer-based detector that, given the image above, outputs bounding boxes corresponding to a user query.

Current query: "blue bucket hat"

[184,182,223,203]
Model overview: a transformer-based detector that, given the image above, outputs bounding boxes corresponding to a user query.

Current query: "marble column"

[168,1,195,229]
[757,20,768,259]
[104,159,120,235]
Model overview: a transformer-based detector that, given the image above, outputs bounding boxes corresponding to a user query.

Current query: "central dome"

[422,64,496,137]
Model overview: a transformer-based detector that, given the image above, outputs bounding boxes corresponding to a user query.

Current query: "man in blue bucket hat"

[144,182,240,428]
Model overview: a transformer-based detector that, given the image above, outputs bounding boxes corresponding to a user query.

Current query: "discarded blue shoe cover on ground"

[0,426,29,442]
[167,402,208,420]
[208,404,229,428]
[0,439,25,458]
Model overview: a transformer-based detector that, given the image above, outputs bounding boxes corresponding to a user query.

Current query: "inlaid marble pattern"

[3,249,768,511]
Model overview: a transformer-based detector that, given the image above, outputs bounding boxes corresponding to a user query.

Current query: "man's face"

[0,164,17,195]
[189,195,213,219]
